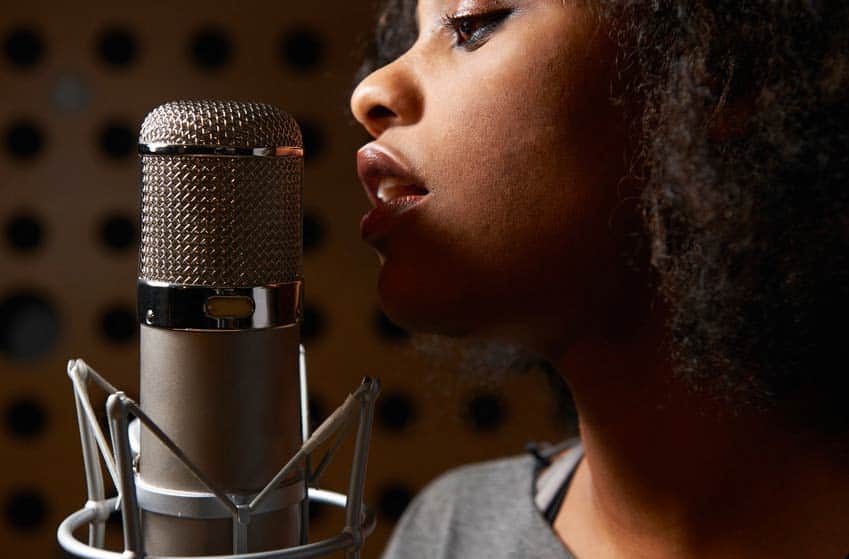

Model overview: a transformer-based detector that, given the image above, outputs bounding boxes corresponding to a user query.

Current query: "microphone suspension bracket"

[58,351,380,559]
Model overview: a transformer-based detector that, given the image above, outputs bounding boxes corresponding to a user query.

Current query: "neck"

[548,310,849,559]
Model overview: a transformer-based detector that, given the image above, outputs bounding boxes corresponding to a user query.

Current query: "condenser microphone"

[136,100,305,556]
[59,99,378,559]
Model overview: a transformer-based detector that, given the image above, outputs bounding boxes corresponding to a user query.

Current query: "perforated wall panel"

[0,3,573,557]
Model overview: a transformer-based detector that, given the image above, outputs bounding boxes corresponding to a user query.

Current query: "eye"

[442,8,513,50]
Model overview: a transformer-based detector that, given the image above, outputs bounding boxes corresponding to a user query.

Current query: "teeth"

[377,177,424,202]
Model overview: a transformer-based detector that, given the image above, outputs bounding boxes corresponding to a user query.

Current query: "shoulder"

[417,454,534,509]
[381,450,575,559]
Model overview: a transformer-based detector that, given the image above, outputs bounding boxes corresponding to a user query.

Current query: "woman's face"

[350,0,640,356]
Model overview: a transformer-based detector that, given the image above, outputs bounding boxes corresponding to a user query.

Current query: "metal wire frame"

[58,356,379,559]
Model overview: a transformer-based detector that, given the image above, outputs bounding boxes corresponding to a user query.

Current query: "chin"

[376,257,477,339]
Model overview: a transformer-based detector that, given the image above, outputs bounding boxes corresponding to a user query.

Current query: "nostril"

[367,105,395,121]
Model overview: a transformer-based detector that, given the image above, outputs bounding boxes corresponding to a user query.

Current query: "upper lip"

[356,143,427,207]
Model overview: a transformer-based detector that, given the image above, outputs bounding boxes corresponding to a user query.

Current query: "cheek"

[419,57,602,274]
[379,128,596,337]
[377,7,628,336]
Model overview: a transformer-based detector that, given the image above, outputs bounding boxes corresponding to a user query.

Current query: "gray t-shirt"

[381,446,579,559]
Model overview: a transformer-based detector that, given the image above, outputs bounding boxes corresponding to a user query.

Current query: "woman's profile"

[349,1,849,558]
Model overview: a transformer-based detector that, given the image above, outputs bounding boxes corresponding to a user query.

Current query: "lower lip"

[360,194,429,244]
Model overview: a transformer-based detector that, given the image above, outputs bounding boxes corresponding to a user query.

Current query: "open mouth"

[357,143,430,211]
[376,178,430,203]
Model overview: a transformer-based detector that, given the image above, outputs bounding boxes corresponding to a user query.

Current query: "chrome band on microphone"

[134,477,306,519]
[139,143,304,158]
[138,280,303,330]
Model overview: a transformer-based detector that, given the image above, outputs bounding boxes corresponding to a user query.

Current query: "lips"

[357,143,430,244]
[357,144,428,206]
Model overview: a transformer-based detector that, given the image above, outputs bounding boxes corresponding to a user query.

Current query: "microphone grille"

[139,100,302,288]
[139,100,302,148]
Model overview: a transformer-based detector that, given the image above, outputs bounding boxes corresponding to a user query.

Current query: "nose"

[350,56,423,139]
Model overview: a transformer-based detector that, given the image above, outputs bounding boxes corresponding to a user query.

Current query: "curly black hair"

[355,1,849,436]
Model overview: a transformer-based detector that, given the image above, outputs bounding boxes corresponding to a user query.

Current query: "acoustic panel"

[0,3,573,557]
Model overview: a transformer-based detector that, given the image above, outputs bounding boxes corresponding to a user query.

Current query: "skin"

[350,0,641,350]
[350,1,849,558]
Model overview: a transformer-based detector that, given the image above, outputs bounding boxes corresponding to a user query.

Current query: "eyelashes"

[441,8,513,51]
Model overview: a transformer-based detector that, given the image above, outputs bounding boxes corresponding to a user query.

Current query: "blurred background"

[0,1,573,557]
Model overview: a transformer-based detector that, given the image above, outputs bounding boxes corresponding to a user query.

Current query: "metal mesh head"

[139,100,302,287]
[139,100,302,148]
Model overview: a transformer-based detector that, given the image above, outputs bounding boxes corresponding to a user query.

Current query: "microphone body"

[136,101,305,555]
[139,328,302,554]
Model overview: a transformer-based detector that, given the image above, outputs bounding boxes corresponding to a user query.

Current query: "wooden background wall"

[0,2,573,557]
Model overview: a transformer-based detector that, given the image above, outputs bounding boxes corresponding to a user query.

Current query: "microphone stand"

[58,351,379,559]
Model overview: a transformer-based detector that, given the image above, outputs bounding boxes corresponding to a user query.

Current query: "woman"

[349,1,849,558]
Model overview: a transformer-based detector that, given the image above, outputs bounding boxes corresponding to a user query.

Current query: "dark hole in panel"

[0,292,60,360]
[189,27,232,70]
[307,395,326,434]
[5,119,44,160]
[97,27,138,68]
[4,489,47,531]
[377,391,416,432]
[465,392,507,432]
[5,397,47,439]
[280,27,324,72]
[303,209,326,253]
[99,214,137,252]
[296,118,325,162]
[377,483,413,522]
[5,214,44,252]
[100,306,136,344]
[300,304,325,342]
[98,121,135,159]
[3,27,44,68]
